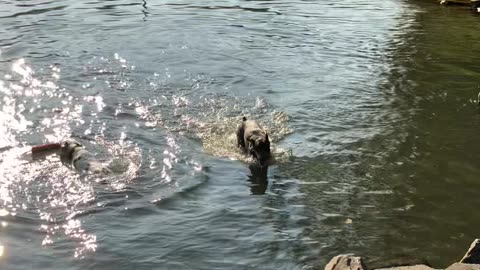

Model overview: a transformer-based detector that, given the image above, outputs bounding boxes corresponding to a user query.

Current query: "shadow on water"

[0,5,67,19]
[142,0,149,21]
[180,5,281,15]
[372,2,480,267]
[96,2,142,10]
[254,1,480,268]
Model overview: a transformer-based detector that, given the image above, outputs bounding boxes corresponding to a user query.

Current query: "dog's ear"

[265,133,269,142]
[63,140,82,149]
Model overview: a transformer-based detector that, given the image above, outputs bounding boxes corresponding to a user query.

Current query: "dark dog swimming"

[236,117,271,166]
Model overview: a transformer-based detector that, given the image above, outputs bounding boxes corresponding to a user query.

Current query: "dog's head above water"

[247,133,271,166]
[59,140,83,166]
[58,140,110,174]
[237,117,272,166]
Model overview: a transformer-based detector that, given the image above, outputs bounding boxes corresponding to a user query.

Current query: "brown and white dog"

[236,117,271,166]
[59,140,111,174]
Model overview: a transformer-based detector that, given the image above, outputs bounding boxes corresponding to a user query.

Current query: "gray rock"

[374,265,436,270]
[325,255,366,270]
[368,256,431,270]
[447,263,480,270]
[461,239,480,264]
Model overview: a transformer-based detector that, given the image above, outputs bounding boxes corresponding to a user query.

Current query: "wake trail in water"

[135,93,294,164]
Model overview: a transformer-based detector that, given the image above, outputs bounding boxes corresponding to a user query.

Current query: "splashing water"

[93,135,143,189]
[135,93,293,163]
[0,57,144,259]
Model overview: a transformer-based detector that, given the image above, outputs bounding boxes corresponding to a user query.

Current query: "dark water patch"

[0,5,67,19]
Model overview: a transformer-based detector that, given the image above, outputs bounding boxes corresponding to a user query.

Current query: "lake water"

[1,0,480,269]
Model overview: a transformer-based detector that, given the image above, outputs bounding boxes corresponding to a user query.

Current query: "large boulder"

[460,239,480,264]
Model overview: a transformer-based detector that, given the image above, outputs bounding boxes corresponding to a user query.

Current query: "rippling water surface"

[1,0,480,269]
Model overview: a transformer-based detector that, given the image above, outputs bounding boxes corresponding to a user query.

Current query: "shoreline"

[324,239,480,270]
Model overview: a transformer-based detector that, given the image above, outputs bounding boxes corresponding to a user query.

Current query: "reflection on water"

[248,164,269,195]
[0,145,97,258]
[0,57,144,260]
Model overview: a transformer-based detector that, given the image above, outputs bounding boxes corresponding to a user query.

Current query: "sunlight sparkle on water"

[63,219,97,258]
[0,209,9,217]
[51,65,60,80]
[84,95,105,112]
[12,58,33,82]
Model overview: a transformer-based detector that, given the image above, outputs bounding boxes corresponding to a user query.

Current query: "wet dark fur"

[236,117,271,165]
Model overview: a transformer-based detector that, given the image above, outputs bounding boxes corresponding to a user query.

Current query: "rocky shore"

[325,239,480,270]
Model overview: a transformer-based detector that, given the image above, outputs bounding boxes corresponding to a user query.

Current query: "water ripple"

[1,0,462,268]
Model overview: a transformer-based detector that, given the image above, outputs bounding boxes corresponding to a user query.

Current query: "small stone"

[325,255,366,270]
[460,239,480,264]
